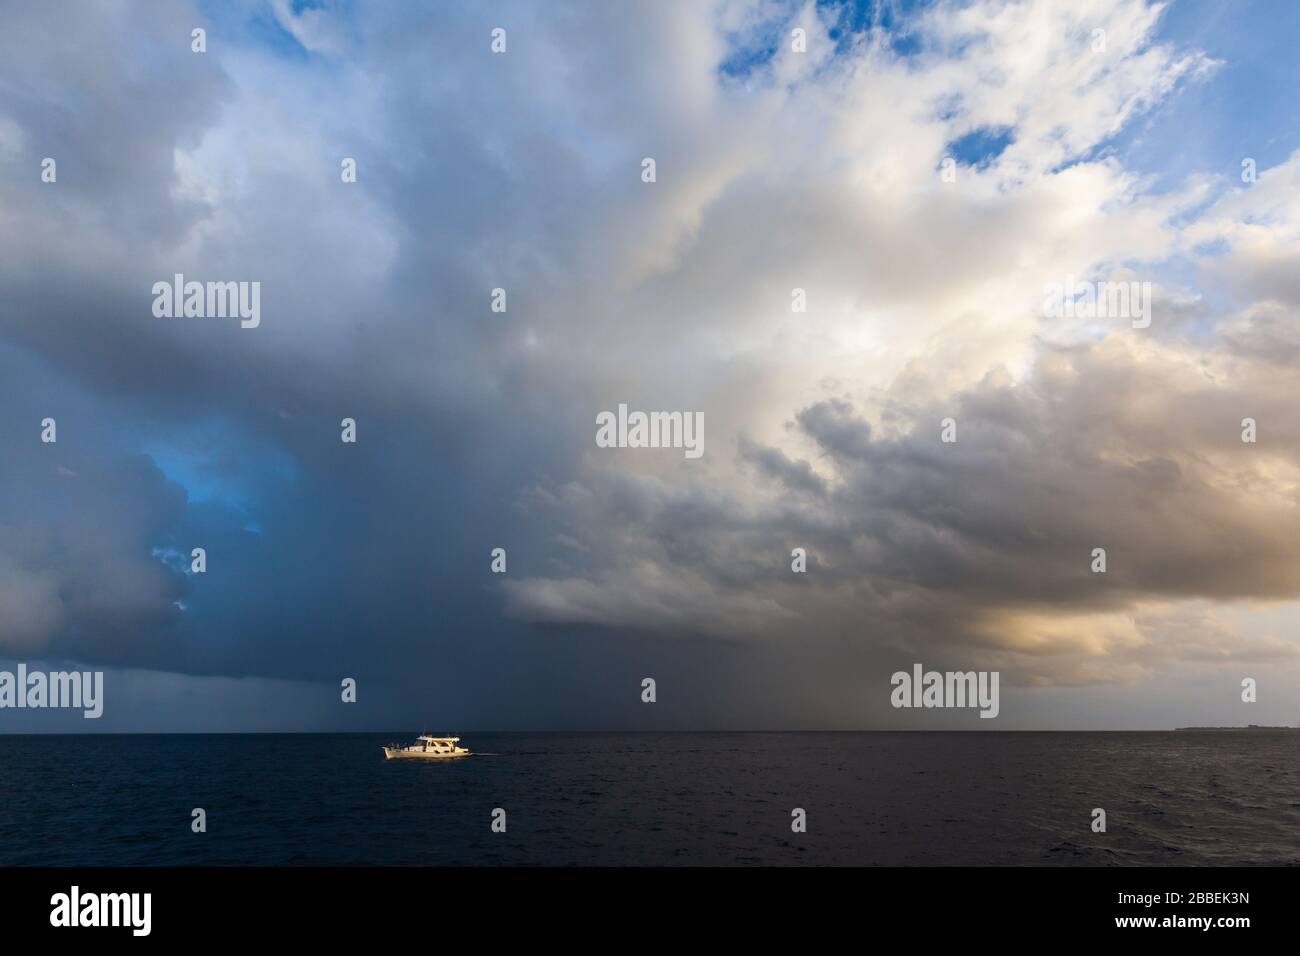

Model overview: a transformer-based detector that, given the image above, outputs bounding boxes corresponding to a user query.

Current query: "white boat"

[382,735,471,760]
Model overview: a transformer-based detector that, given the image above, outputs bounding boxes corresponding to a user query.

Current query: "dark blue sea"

[1,732,1295,866]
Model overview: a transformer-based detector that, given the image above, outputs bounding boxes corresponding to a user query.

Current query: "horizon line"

[1,726,1296,736]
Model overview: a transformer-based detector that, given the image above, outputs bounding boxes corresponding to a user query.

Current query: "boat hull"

[383,747,471,760]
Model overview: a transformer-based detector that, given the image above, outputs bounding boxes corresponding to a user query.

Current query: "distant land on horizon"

[1173,725,1298,731]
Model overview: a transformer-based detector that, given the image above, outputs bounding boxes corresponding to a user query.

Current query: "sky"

[1,0,1299,731]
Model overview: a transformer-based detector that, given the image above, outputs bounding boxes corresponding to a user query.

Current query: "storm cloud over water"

[2,0,1299,730]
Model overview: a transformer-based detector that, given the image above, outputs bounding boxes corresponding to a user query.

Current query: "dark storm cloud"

[0,1,733,725]
[0,0,1296,730]
[505,334,1300,684]
[0,1,579,684]
[738,434,828,498]
[0,372,190,663]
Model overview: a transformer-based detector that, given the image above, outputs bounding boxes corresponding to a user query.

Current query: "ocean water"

[0,732,1295,866]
